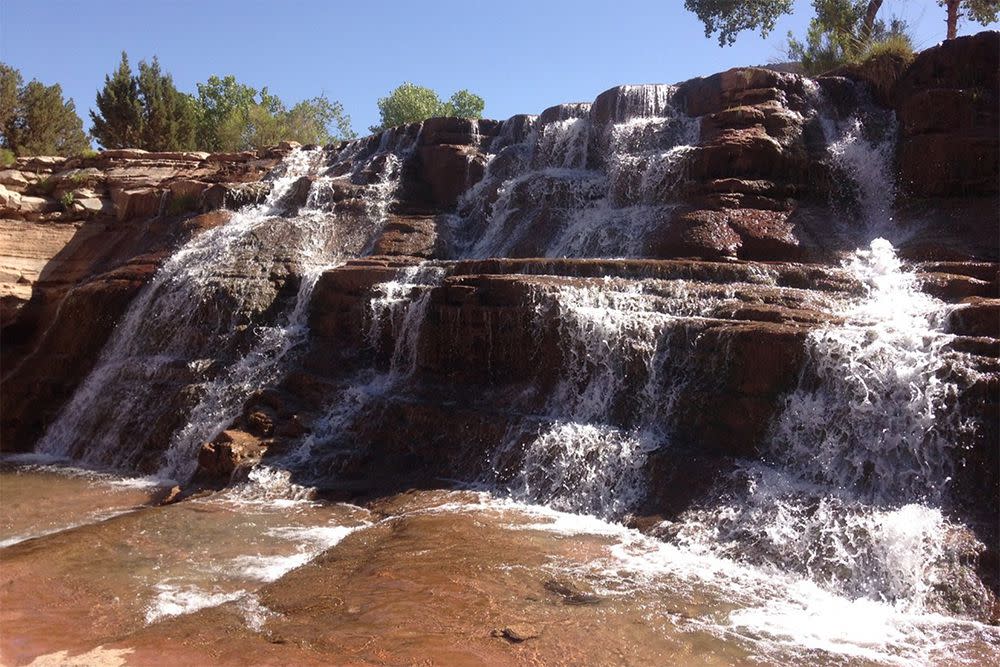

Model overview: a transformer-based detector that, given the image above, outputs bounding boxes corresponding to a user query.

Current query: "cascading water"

[660,108,995,632]
[496,276,780,518]
[238,261,448,495]
[36,137,417,481]
[455,85,698,260]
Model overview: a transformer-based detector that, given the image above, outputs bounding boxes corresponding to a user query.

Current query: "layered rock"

[0,35,996,611]
[0,145,287,452]
[0,148,284,328]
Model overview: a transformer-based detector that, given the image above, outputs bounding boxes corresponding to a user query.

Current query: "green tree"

[282,96,356,143]
[195,75,258,151]
[0,64,20,137]
[787,1,910,74]
[91,52,143,149]
[442,89,486,119]
[197,77,355,150]
[371,82,485,132]
[136,57,199,151]
[684,0,889,46]
[0,64,89,156]
[684,0,795,46]
[372,82,443,132]
[940,0,1000,40]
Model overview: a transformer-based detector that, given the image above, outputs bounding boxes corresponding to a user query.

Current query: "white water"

[366,262,448,379]
[240,260,447,493]
[659,112,994,637]
[456,86,698,259]
[771,239,968,503]
[480,101,997,662]
[36,138,417,481]
[389,490,1000,665]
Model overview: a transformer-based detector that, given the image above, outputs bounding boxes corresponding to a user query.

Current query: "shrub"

[167,193,198,216]
[858,33,914,64]
[59,191,75,210]
[0,148,14,167]
[35,177,57,195]
[77,148,99,159]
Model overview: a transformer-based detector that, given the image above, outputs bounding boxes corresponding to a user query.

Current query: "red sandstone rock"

[418,144,486,209]
[196,430,266,482]
[894,31,999,198]
[948,298,1000,338]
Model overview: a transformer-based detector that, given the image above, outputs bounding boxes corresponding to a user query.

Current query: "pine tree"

[137,57,198,151]
[0,63,89,156]
[91,52,143,149]
[0,64,21,140]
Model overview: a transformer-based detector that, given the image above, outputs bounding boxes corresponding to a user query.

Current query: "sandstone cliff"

[1,33,997,610]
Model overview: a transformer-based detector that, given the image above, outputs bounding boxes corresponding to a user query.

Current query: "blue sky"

[2,1,996,136]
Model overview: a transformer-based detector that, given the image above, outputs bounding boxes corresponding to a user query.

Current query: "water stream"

[5,81,997,666]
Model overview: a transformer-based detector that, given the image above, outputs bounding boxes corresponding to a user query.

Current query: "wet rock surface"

[0,32,998,666]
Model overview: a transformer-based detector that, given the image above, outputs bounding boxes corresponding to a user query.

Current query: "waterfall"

[36,137,418,480]
[235,260,448,495]
[455,85,698,260]
[496,277,756,518]
[771,239,968,503]
[366,263,448,379]
[661,108,993,619]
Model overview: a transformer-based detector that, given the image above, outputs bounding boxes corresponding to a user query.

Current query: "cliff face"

[0,147,288,450]
[1,33,997,606]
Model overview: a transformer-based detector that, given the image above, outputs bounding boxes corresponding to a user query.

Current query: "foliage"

[195,75,259,151]
[77,148,99,159]
[441,89,486,119]
[787,1,910,74]
[372,83,443,132]
[0,63,90,157]
[35,177,56,195]
[858,33,915,63]
[59,191,75,210]
[196,75,355,151]
[91,52,143,149]
[136,57,199,151]
[93,57,354,151]
[0,64,19,137]
[166,193,198,216]
[939,0,1000,39]
[684,0,795,46]
[0,148,14,167]
[371,83,485,132]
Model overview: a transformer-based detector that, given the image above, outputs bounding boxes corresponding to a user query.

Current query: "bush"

[370,83,485,132]
[35,177,56,195]
[77,148,99,159]
[0,148,14,167]
[166,193,198,216]
[858,33,914,64]
[59,191,75,210]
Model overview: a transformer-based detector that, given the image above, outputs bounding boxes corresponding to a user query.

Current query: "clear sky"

[1,0,996,136]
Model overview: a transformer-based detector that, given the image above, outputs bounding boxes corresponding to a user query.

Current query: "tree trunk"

[946,0,960,40]
[860,0,885,43]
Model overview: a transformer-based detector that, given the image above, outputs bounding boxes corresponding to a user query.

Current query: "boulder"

[0,169,30,189]
[111,187,164,221]
[0,183,21,210]
[372,216,440,258]
[196,429,267,482]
